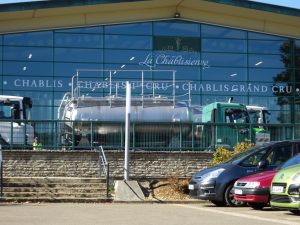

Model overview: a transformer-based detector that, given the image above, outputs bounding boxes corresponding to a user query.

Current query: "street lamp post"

[124,81,131,181]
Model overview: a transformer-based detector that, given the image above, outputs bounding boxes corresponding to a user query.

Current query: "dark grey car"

[189,140,300,206]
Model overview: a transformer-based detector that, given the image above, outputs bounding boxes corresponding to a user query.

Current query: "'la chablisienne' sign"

[139,53,210,69]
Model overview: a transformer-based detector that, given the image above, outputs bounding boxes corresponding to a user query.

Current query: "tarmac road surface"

[0,202,299,225]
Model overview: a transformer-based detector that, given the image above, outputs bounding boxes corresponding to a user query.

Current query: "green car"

[270,164,300,215]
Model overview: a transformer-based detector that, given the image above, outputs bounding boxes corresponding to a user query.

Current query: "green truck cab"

[270,163,300,215]
[201,102,251,149]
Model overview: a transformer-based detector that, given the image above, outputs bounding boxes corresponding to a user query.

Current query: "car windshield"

[277,154,300,170]
[225,145,267,163]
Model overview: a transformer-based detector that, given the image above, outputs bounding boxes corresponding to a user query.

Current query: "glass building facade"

[0,19,299,124]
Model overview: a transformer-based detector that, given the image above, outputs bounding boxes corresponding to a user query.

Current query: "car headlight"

[292,172,300,182]
[197,168,225,181]
[244,182,260,188]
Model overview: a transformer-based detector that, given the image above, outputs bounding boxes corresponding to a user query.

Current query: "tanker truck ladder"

[57,92,72,120]
[71,69,192,109]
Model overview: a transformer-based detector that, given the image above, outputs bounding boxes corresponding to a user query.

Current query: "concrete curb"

[113,200,206,204]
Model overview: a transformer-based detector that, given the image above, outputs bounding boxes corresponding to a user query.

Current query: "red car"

[232,153,300,210]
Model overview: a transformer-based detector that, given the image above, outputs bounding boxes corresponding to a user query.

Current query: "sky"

[0,0,299,9]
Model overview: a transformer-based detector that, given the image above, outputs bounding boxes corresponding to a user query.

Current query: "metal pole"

[142,71,144,107]
[106,162,110,198]
[109,71,112,107]
[99,151,102,178]
[173,71,175,107]
[124,81,131,181]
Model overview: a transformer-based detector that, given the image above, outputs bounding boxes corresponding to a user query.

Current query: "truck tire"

[224,183,246,207]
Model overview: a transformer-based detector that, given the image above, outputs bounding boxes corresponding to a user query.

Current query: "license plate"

[272,186,284,193]
[189,184,195,190]
[234,189,243,195]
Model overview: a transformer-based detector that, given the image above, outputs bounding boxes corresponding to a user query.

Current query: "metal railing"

[0,119,299,151]
[99,145,110,198]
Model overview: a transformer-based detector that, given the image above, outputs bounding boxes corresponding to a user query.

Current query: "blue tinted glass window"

[3,46,53,61]
[55,33,102,48]
[53,76,79,93]
[296,56,300,68]
[249,68,289,82]
[248,40,288,54]
[103,63,151,73]
[202,39,246,53]
[3,61,53,76]
[249,54,286,68]
[294,104,300,122]
[105,35,152,49]
[55,48,102,63]
[202,53,247,67]
[4,90,53,107]
[202,24,246,39]
[54,63,103,77]
[0,35,2,45]
[55,26,103,34]
[152,65,200,80]
[248,32,287,40]
[202,95,247,105]
[104,49,151,64]
[31,106,54,120]
[153,21,200,37]
[105,22,152,35]
[295,40,300,55]
[250,96,292,122]
[0,46,2,60]
[4,31,53,46]
[296,70,300,82]
[0,76,2,92]
[202,67,247,81]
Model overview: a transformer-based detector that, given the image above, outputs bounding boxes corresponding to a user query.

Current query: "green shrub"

[210,140,255,166]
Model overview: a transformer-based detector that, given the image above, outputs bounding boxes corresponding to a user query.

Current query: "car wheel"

[210,200,226,207]
[289,210,300,215]
[224,184,246,207]
[248,203,266,210]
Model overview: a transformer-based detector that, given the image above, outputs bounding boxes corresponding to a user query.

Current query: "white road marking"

[174,204,299,225]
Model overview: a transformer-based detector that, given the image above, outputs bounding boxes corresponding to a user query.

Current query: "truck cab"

[246,105,271,145]
[201,102,250,149]
[0,95,34,147]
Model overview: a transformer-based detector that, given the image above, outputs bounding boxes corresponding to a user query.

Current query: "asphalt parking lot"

[0,202,299,225]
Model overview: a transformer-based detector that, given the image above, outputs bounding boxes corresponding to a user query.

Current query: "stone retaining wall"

[1,150,213,179]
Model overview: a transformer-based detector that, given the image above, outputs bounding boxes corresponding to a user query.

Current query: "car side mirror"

[257,160,268,169]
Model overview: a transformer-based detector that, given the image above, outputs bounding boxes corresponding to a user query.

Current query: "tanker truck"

[57,92,254,150]
[57,69,267,150]
[0,95,34,148]
[57,92,200,149]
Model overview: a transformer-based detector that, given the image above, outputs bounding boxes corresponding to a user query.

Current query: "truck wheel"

[248,203,266,210]
[224,184,246,207]
[210,200,226,207]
